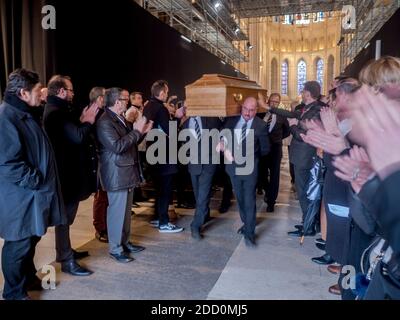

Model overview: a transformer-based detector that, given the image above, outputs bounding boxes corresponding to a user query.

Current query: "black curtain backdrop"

[344,8,400,77]
[46,0,242,107]
[0,0,54,100]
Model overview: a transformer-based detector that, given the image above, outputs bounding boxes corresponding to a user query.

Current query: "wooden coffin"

[185,74,268,117]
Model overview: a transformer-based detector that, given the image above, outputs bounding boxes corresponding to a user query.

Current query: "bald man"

[219,97,270,247]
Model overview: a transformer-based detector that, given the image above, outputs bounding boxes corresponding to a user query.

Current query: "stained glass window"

[316,59,324,90]
[297,60,307,95]
[281,60,288,95]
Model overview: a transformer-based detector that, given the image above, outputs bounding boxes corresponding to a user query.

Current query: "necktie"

[240,121,248,142]
[194,117,201,141]
[265,113,272,131]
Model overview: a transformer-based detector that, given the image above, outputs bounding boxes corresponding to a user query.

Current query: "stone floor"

[0,155,339,300]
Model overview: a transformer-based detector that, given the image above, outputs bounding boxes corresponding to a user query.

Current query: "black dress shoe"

[218,202,231,214]
[191,229,202,240]
[266,205,274,213]
[72,249,89,260]
[244,236,256,248]
[109,252,134,263]
[95,231,109,243]
[287,229,302,237]
[61,260,93,276]
[26,277,43,291]
[311,253,335,265]
[123,242,145,253]
[315,238,325,245]
[316,242,326,251]
[237,225,244,235]
[295,224,303,230]
[176,202,195,209]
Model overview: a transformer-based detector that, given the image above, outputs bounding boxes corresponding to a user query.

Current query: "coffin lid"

[185,74,263,90]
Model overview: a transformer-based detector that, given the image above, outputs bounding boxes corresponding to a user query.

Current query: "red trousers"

[93,189,108,233]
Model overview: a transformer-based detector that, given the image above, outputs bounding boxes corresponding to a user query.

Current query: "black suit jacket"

[182,116,222,175]
[43,96,97,203]
[286,100,324,169]
[257,112,290,145]
[222,116,270,179]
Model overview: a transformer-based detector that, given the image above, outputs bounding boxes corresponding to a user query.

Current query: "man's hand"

[175,106,186,119]
[133,116,153,134]
[288,118,298,126]
[80,103,99,124]
[125,107,139,123]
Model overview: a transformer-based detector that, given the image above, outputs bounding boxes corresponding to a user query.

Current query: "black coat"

[96,108,142,192]
[43,96,97,203]
[323,152,352,264]
[0,96,66,241]
[281,100,324,169]
[222,116,270,179]
[143,97,178,176]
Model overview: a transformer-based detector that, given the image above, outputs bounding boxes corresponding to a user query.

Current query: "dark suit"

[182,117,222,231]
[280,100,323,218]
[257,112,290,206]
[222,116,270,240]
[43,95,97,263]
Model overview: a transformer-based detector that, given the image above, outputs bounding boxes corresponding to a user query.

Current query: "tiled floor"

[0,155,339,300]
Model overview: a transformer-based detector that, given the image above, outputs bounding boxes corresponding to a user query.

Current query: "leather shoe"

[26,277,43,291]
[266,205,274,213]
[61,260,93,276]
[287,229,302,237]
[315,238,325,245]
[237,225,244,235]
[95,231,108,243]
[328,283,341,295]
[176,202,195,209]
[191,229,202,240]
[294,224,303,230]
[123,242,145,253]
[218,203,230,214]
[72,249,89,260]
[311,254,334,265]
[109,252,134,263]
[315,242,326,251]
[327,264,341,275]
[244,236,256,248]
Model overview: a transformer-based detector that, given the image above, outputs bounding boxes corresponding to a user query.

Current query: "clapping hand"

[320,107,341,135]
[80,103,99,124]
[349,85,400,178]
[133,116,153,134]
[332,146,374,193]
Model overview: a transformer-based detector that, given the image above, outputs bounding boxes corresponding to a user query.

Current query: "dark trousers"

[55,200,80,262]
[221,169,233,206]
[154,174,174,225]
[260,144,282,206]
[2,236,41,300]
[288,146,295,184]
[93,189,108,233]
[293,165,311,221]
[190,169,215,230]
[229,174,257,239]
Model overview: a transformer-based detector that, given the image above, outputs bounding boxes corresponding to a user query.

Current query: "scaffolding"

[339,0,400,72]
[142,0,250,67]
